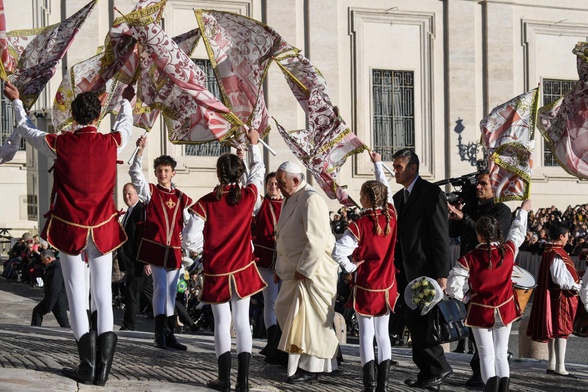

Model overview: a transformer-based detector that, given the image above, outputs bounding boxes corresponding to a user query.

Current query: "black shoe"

[466,373,484,387]
[119,325,135,331]
[404,379,440,392]
[286,370,318,384]
[416,370,453,390]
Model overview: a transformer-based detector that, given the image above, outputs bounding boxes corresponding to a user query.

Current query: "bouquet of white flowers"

[404,276,444,315]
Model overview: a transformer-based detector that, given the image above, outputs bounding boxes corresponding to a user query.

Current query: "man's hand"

[437,277,447,291]
[521,199,532,212]
[294,271,307,281]
[144,264,152,276]
[236,147,245,160]
[2,81,19,102]
[352,258,366,269]
[448,203,464,220]
[245,126,259,145]
[273,271,281,284]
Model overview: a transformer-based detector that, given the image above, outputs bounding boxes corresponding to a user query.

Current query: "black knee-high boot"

[235,352,251,392]
[207,351,231,392]
[362,360,376,392]
[375,359,390,392]
[498,377,510,392]
[154,314,166,349]
[62,331,96,384]
[94,332,118,386]
[485,376,499,392]
[165,315,187,350]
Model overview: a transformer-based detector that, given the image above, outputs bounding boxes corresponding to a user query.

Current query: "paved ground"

[1,279,587,392]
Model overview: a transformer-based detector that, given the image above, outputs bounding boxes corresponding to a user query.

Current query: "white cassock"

[275,181,340,376]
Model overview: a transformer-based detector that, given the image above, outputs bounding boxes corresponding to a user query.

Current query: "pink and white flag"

[537,42,588,179]
[480,88,538,202]
[8,0,97,109]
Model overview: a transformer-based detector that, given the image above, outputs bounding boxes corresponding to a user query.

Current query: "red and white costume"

[253,197,282,269]
[188,145,266,358]
[527,244,581,341]
[13,98,133,340]
[446,208,528,383]
[332,161,397,367]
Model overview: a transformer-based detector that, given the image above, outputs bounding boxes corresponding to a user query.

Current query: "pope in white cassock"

[274,161,340,384]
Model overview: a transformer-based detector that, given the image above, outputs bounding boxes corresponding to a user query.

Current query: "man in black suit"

[31,249,70,327]
[119,183,151,331]
[392,148,453,391]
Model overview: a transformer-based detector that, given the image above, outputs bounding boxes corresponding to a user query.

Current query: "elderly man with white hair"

[274,161,340,384]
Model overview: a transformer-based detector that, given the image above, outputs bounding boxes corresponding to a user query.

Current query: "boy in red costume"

[527,221,581,377]
[129,135,201,351]
[3,81,134,386]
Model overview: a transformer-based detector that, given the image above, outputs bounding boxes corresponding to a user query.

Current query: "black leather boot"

[484,376,499,392]
[235,352,251,392]
[498,377,510,392]
[259,324,277,356]
[362,360,376,392]
[94,332,118,386]
[375,359,390,392]
[207,351,231,392]
[62,331,96,384]
[165,315,187,350]
[153,314,166,349]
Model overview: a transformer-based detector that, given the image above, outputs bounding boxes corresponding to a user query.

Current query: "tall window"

[542,79,575,166]
[1,81,25,150]
[184,59,230,157]
[372,69,414,161]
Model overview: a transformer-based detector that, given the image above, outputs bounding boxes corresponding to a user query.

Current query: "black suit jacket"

[118,201,145,276]
[393,177,450,282]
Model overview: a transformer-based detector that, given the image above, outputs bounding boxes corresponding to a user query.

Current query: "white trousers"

[259,267,279,328]
[151,266,180,317]
[211,294,252,356]
[471,323,512,382]
[357,312,392,366]
[60,239,113,340]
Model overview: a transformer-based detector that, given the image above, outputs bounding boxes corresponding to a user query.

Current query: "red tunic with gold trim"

[137,184,194,270]
[527,245,580,341]
[346,204,398,316]
[192,184,267,304]
[253,197,282,269]
[458,241,521,328]
[41,127,127,255]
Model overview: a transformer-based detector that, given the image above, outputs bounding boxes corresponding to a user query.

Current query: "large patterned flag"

[7,0,97,109]
[537,42,588,179]
[195,10,294,142]
[52,0,169,132]
[275,53,368,205]
[480,88,539,202]
[123,7,244,145]
[0,0,9,80]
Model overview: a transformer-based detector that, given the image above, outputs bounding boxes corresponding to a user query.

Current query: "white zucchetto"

[277,161,304,174]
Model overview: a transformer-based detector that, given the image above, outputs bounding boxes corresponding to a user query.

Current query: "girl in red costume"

[332,151,398,392]
[447,200,531,392]
[3,82,134,386]
[527,221,581,378]
[190,128,266,392]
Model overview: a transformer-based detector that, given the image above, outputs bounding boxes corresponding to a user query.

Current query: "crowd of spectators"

[1,232,51,286]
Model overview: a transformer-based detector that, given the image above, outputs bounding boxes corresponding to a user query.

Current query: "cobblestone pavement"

[1,279,587,392]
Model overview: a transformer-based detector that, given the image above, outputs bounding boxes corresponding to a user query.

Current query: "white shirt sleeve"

[182,212,204,255]
[580,269,588,312]
[550,255,581,291]
[13,99,56,159]
[374,161,394,205]
[506,209,528,256]
[446,264,470,301]
[332,229,358,273]
[114,99,133,154]
[245,144,265,198]
[128,154,151,203]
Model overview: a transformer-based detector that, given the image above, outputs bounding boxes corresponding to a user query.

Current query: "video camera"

[435,160,487,206]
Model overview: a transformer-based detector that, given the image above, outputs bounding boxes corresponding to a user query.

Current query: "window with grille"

[184,59,230,157]
[0,81,25,150]
[372,69,415,161]
[542,79,575,166]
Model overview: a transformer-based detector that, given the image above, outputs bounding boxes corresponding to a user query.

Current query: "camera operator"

[448,170,512,388]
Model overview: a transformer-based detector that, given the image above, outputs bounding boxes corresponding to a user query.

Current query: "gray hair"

[42,249,56,259]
